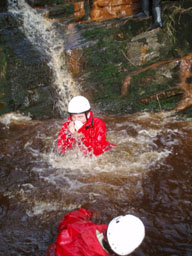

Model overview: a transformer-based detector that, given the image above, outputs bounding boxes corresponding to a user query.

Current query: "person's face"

[71,113,87,123]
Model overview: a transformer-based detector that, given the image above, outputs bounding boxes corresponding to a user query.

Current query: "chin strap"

[103,239,117,256]
[85,109,91,121]
[85,117,94,130]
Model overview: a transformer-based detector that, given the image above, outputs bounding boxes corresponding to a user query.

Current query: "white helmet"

[68,96,91,114]
[107,214,145,255]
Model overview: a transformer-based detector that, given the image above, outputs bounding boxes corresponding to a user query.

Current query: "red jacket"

[57,111,115,156]
[46,208,110,256]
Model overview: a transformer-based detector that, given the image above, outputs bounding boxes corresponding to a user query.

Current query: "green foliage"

[117,18,150,38]
[163,3,192,53]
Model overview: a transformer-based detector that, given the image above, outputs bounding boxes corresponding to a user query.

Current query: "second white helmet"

[68,96,91,114]
[107,214,145,255]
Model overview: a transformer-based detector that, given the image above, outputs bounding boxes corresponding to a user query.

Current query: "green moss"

[48,3,74,18]
[45,0,69,5]
[80,25,114,41]
[83,35,129,103]
[117,18,151,38]
[163,3,192,53]
[70,1,192,114]
[0,47,13,114]
[0,24,55,118]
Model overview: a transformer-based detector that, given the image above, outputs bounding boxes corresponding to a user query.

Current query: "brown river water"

[0,111,192,255]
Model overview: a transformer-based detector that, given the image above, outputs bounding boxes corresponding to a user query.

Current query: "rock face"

[26,0,69,7]
[74,1,85,20]
[63,1,192,115]
[90,0,140,20]
[124,30,169,66]
[0,0,7,11]
[73,0,140,20]
[0,12,56,119]
[1,0,192,118]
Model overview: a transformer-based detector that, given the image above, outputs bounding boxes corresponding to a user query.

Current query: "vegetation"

[163,3,192,50]
[0,48,8,113]
[75,1,192,114]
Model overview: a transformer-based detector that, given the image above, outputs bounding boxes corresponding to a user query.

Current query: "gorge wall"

[0,0,192,118]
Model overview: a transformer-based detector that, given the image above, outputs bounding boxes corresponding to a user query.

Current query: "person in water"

[57,96,115,156]
[133,0,162,30]
[46,208,145,256]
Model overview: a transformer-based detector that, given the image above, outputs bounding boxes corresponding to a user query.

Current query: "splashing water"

[0,111,192,255]
[8,0,79,114]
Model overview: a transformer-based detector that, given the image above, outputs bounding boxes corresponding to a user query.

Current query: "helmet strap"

[103,239,117,256]
[85,110,90,121]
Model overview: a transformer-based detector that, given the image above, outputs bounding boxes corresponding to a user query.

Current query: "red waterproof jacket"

[57,111,115,156]
[46,208,110,256]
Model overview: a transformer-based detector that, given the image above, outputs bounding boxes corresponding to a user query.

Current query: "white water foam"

[36,112,189,184]
[40,127,170,178]
[5,112,188,216]
[0,112,31,127]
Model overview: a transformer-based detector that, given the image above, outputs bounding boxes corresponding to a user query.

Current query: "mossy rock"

[0,13,57,119]
[26,0,70,7]
[46,3,74,19]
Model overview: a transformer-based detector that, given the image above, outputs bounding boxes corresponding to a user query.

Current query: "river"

[0,111,192,255]
[1,0,192,255]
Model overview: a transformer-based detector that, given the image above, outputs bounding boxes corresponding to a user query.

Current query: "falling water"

[8,0,79,114]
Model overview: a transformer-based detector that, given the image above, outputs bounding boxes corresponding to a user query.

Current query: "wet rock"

[0,0,7,12]
[125,29,170,66]
[26,0,72,7]
[72,0,140,21]
[121,54,192,112]
[66,48,84,77]
[0,13,57,119]
[44,3,74,19]
[26,0,46,7]
[90,0,140,21]
[2,0,192,117]
[74,1,85,20]
[61,1,192,113]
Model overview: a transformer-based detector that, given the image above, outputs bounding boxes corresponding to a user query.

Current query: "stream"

[0,111,192,255]
[0,0,192,255]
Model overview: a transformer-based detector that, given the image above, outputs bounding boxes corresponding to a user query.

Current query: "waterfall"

[8,0,79,115]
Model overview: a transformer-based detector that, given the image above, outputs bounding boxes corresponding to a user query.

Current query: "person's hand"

[68,121,76,134]
[74,120,84,131]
